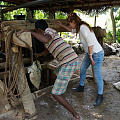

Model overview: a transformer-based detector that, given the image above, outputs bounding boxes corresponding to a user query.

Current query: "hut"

[0,0,120,119]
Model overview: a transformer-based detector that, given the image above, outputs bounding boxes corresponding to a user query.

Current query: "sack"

[13,32,32,48]
[28,61,42,89]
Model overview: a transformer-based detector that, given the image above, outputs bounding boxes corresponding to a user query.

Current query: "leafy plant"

[4,8,27,20]
[104,31,113,43]
[34,10,48,19]
[55,11,67,19]
[116,29,120,43]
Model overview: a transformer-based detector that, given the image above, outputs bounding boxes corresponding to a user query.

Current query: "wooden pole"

[48,10,55,19]
[14,52,36,115]
[94,15,96,27]
[26,8,34,20]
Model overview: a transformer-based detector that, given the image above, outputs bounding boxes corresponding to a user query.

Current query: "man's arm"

[34,48,49,58]
[17,29,52,44]
[57,21,72,32]
[31,32,52,44]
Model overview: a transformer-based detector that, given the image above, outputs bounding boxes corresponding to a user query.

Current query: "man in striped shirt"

[19,19,81,120]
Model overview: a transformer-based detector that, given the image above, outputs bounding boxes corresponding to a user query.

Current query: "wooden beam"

[38,1,120,11]
[0,71,9,80]
[1,20,35,30]
[1,0,23,4]
[1,19,69,32]
[2,0,51,13]
[1,0,86,13]
[1,0,120,14]
[0,63,47,79]
[0,5,15,7]
[46,19,69,32]
[0,58,31,69]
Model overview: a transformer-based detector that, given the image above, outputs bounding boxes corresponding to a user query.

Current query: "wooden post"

[48,10,55,19]
[12,51,36,115]
[26,8,34,20]
[94,15,96,27]
[18,61,36,115]
[0,9,4,22]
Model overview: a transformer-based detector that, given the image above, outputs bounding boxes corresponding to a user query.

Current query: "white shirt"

[73,24,103,53]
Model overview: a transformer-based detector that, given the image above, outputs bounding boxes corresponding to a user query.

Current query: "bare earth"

[0,55,120,120]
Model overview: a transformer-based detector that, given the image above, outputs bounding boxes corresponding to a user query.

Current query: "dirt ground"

[0,54,120,120]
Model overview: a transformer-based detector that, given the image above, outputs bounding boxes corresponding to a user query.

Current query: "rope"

[2,25,31,106]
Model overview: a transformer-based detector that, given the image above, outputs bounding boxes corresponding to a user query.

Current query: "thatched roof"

[1,0,120,14]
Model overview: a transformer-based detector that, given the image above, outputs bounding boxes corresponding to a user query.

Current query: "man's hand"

[34,53,43,58]
[17,29,31,36]
[37,29,44,34]
[57,21,63,26]
[34,49,49,58]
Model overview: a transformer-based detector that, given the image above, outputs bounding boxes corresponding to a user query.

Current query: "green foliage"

[104,31,113,43]
[105,29,120,44]
[117,37,120,43]
[114,7,120,43]
[104,7,120,43]
[0,1,27,20]
[0,1,8,7]
[4,8,27,20]
[115,15,120,21]
[34,10,48,19]
[55,11,67,19]
[116,29,120,43]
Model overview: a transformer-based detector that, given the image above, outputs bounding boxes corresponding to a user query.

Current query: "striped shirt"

[45,28,78,67]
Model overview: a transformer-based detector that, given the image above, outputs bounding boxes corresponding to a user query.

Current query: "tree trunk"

[110,7,116,43]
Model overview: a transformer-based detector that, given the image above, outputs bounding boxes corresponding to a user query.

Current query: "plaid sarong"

[52,61,79,95]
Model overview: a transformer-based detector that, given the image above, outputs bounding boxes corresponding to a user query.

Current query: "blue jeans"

[80,50,104,95]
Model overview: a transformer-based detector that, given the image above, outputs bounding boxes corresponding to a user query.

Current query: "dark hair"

[35,19,48,31]
[68,13,92,33]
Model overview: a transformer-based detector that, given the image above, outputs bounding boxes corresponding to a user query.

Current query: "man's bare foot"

[73,113,82,120]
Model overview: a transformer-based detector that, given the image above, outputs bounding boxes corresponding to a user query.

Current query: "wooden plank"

[0,58,31,69]
[0,63,47,80]
[1,20,34,30]
[1,19,68,32]
[17,57,36,115]
[0,71,9,79]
